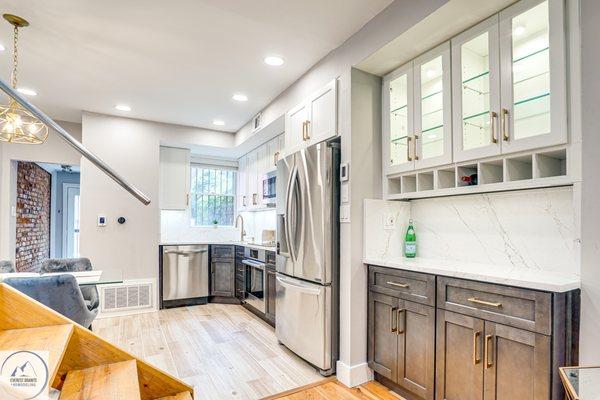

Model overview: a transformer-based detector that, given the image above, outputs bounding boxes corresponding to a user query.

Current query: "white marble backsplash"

[364,187,579,276]
[160,210,239,243]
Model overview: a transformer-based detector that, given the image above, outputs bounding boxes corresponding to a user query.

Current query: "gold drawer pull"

[473,331,482,365]
[397,309,406,335]
[386,281,409,289]
[468,297,502,308]
[485,334,494,369]
[390,307,397,333]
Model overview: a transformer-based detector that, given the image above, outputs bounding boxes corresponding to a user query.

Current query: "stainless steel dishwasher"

[162,245,209,306]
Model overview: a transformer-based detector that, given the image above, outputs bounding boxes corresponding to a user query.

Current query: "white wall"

[80,112,235,282]
[0,121,82,261]
[579,0,600,366]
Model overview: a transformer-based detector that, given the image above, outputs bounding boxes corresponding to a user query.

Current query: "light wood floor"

[266,378,405,400]
[93,304,324,400]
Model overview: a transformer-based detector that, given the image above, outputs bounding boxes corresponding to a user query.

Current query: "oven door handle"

[242,259,265,270]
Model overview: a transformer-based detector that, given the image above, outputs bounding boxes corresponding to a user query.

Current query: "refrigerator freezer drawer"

[275,274,332,370]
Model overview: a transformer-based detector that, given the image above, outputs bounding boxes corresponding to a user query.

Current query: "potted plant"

[212,219,219,228]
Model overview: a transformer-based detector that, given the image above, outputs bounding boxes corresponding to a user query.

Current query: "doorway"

[62,183,81,258]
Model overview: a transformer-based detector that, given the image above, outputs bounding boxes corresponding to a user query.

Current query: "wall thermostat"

[117,217,126,224]
[340,162,349,182]
[97,215,107,227]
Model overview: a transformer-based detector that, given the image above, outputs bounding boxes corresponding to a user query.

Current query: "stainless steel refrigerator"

[275,138,339,376]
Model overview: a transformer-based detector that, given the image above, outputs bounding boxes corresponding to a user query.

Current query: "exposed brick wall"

[15,162,51,272]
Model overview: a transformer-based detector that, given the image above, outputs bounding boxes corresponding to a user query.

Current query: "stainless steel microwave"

[262,170,276,205]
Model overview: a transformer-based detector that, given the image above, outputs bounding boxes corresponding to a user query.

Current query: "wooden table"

[560,366,600,399]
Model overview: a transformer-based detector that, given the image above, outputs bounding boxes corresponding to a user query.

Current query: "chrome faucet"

[235,214,246,242]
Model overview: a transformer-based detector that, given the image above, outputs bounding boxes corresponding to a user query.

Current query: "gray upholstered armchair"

[3,275,98,329]
[41,258,99,312]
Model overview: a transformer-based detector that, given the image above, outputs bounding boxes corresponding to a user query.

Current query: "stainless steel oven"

[242,248,266,312]
[262,170,276,206]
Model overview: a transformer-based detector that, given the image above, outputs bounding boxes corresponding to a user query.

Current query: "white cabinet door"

[414,42,453,169]
[499,0,566,154]
[278,133,286,160]
[452,16,502,163]
[159,146,190,210]
[256,144,269,205]
[307,79,337,145]
[285,101,308,155]
[246,150,258,208]
[383,61,415,174]
[237,155,248,211]
[267,137,279,172]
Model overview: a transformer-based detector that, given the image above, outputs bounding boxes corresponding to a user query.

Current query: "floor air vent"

[101,282,153,312]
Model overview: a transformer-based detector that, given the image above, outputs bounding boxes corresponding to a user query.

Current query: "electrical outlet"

[383,213,396,230]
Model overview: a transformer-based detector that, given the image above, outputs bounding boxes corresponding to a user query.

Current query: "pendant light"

[0,14,48,144]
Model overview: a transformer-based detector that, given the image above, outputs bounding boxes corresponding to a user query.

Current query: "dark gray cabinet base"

[367,265,579,400]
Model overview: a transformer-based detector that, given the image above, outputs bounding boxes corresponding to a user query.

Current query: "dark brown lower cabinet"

[210,259,235,297]
[436,309,551,400]
[368,291,435,400]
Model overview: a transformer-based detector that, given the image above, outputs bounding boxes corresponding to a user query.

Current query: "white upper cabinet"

[237,155,248,211]
[452,16,501,163]
[383,62,415,175]
[414,42,453,169]
[285,80,337,154]
[306,80,337,145]
[159,146,190,210]
[499,0,566,154]
[246,150,259,208]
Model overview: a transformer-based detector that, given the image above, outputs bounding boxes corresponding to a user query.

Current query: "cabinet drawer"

[368,266,435,306]
[437,276,552,335]
[211,245,234,259]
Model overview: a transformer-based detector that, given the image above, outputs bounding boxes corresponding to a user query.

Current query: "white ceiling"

[0,0,393,132]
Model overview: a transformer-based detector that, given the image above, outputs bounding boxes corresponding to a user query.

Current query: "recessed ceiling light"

[232,93,248,102]
[0,44,5,52]
[264,56,284,66]
[213,119,225,126]
[514,25,526,36]
[115,104,132,112]
[17,88,37,96]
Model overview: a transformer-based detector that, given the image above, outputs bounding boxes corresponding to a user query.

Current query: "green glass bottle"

[404,219,416,258]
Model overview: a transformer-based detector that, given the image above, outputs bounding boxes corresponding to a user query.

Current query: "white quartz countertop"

[364,256,580,292]
[160,241,276,251]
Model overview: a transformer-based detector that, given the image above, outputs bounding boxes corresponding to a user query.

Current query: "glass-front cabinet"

[452,16,501,162]
[414,42,453,169]
[383,63,414,174]
[499,0,566,154]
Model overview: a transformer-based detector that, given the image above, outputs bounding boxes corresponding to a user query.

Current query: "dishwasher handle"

[164,249,208,256]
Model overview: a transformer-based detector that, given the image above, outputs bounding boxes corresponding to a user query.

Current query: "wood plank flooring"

[266,379,406,400]
[93,304,324,400]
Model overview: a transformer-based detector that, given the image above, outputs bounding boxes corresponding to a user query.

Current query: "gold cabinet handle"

[274,151,279,166]
[390,307,397,333]
[242,195,247,207]
[413,135,419,161]
[397,309,406,335]
[468,297,502,308]
[473,331,482,365]
[305,120,311,140]
[406,137,413,161]
[501,108,509,141]
[490,111,498,144]
[386,281,409,289]
[252,193,257,205]
[301,121,307,141]
[485,334,493,369]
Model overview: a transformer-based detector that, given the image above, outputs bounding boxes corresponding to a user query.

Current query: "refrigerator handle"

[277,214,291,257]
[276,275,321,295]
[286,166,298,262]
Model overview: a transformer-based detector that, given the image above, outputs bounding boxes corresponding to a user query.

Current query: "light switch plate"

[97,215,107,227]
[339,205,350,223]
[340,183,350,203]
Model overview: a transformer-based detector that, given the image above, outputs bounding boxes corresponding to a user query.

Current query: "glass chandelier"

[0,14,48,144]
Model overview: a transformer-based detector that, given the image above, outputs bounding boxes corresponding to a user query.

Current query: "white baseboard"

[336,361,373,387]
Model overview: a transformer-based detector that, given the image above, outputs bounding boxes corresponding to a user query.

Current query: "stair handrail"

[0,77,151,205]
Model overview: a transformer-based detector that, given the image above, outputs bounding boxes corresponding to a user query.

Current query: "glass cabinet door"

[383,62,414,174]
[452,16,501,163]
[414,42,453,169]
[499,0,567,154]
